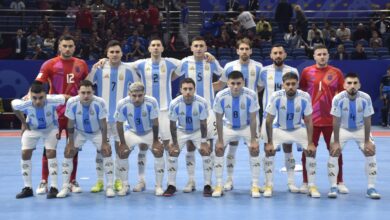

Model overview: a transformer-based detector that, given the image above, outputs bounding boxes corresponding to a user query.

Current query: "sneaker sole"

[366,194,381,199]
[328,194,337,198]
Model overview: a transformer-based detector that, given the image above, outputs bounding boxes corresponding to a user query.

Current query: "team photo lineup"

[12,33,382,201]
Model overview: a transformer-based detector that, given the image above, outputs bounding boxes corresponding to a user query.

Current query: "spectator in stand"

[256,16,272,34]
[236,6,256,38]
[322,20,335,41]
[246,0,259,12]
[126,39,146,61]
[10,0,25,14]
[76,4,93,33]
[105,4,118,26]
[294,5,308,42]
[118,2,131,29]
[147,2,160,33]
[309,31,325,49]
[326,29,342,49]
[350,43,367,60]
[43,31,56,50]
[179,0,189,49]
[259,23,272,43]
[132,3,148,26]
[284,24,295,45]
[275,0,293,33]
[290,29,308,49]
[13,28,27,59]
[307,23,323,43]
[31,45,48,60]
[90,0,105,14]
[66,0,79,18]
[375,13,390,35]
[353,23,369,42]
[215,28,233,48]
[332,44,349,60]
[27,30,43,49]
[127,29,147,49]
[336,22,351,42]
[369,30,383,49]
[226,0,239,12]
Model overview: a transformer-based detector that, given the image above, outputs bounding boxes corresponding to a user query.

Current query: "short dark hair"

[313,44,328,53]
[79,80,93,89]
[344,72,359,80]
[149,36,163,46]
[282,72,299,82]
[30,81,46,94]
[191,36,206,45]
[106,40,122,51]
[180,77,196,88]
[58,35,75,43]
[271,43,285,50]
[228,71,244,80]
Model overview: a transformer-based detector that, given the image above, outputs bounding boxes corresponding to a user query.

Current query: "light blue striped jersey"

[331,91,374,130]
[259,64,299,110]
[11,95,65,129]
[176,56,223,105]
[266,89,312,130]
[115,95,159,135]
[219,59,263,92]
[213,87,260,129]
[65,96,108,133]
[169,94,209,132]
[88,62,140,123]
[132,58,181,111]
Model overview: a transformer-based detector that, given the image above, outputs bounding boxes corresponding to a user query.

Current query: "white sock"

[284,153,295,184]
[154,157,165,188]
[61,158,73,188]
[103,157,114,187]
[328,156,339,187]
[186,151,195,182]
[306,157,317,187]
[226,144,238,180]
[117,158,129,186]
[48,158,58,188]
[115,154,120,180]
[202,156,212,186]
[167,156,178,186]
[365,156,377,189]
[250,156,261,186]
[96,152,104,181]
[214,156,224,186]
[21,160,32,188]
[138,150,147,182]
[263,156,274,187]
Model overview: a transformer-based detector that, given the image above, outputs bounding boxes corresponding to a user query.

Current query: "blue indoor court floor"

[0,128,389,220]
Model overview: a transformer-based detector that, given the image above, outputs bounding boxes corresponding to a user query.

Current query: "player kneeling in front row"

[212,71,261,198]
[264,72,320,198]
[13,81,66,199]
[328,73,380,199]
[57,80,115,198]
[115,82,165,196]
[164,78,213,197]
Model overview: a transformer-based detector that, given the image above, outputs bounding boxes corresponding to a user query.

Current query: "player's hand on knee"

[250,140,259,156]
[305,142,317,157]
[118,142,130,159]
[101,142,112,157]
[330,142,341,156]
[264,143,275,156]
[168,143,180,156]
[152,140,164,157]
[200,142,211,156]
[364,141,375,156]
[65,144,76,157]
[215,140,225,156]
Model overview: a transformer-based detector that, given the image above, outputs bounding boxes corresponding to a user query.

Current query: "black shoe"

[203,185,213,197]
[163,185,176,197]
[16,187,33,199]
[47,187,59,199]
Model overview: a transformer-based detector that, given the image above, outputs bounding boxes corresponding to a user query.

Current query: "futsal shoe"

[114,179,123,191]
[46,187,59,199]
[106,187,116,198]
[16,187,33,199]
[133,181,146,192]
[223,179,233,191]
[183,180,196,193]
[70,180,82,193]
[118,185,130,196]
[263,186,273,198]
[57,187,70,198]
[366,188,381,199]
[203,185,213,197]
[308,186,321,198]
[212,186,224,197]
[90,180,104,193]
[163,185,177,197]
[299,183,308,194]
[328,187,338,198]
[251,186,261,198]
[155,186,164,196]
[337,183,349,194]
[36,181,48,195]
[287,183,299,193]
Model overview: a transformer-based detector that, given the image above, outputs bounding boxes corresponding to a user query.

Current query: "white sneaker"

[36,181,48,195]
[56,187,70,198]
[223,179,234,191]
[263,186,272,198]
[133,181,146,192]
[337,183,349,194]
[155,186,164,196]
[288,183,299,193]
[183,180,196,193]
[308,186,321,198]
[299,183,308,194]
[118,185,130,196]
[70,181,82,193]
[212,186,223,197]
[106,187,115,198]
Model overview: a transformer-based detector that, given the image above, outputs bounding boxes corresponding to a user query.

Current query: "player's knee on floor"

[46,149,56,159]
[21,149,33,160]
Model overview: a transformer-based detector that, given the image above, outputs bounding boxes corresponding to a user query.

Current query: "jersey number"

[275,83,282,91]
[197,72,203,81]
[186,117,193,124]
[135,118,141,125]
[67,73,74,83]
[111,82,116,91]
[349,114,356,121]
[153,74,159,83]
[233,111,239,118]
[287,113,294,121]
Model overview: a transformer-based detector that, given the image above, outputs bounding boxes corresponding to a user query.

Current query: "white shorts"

[124,130,153,151]
[331,127,374,151]
[177,129,203,150]
[207,109,216,140]
[221,126,251,146]
[159,110,171,141]
[74,130,103,151]
[21,126,58,150]
[272,127,308,150]
[107,122,119,142]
